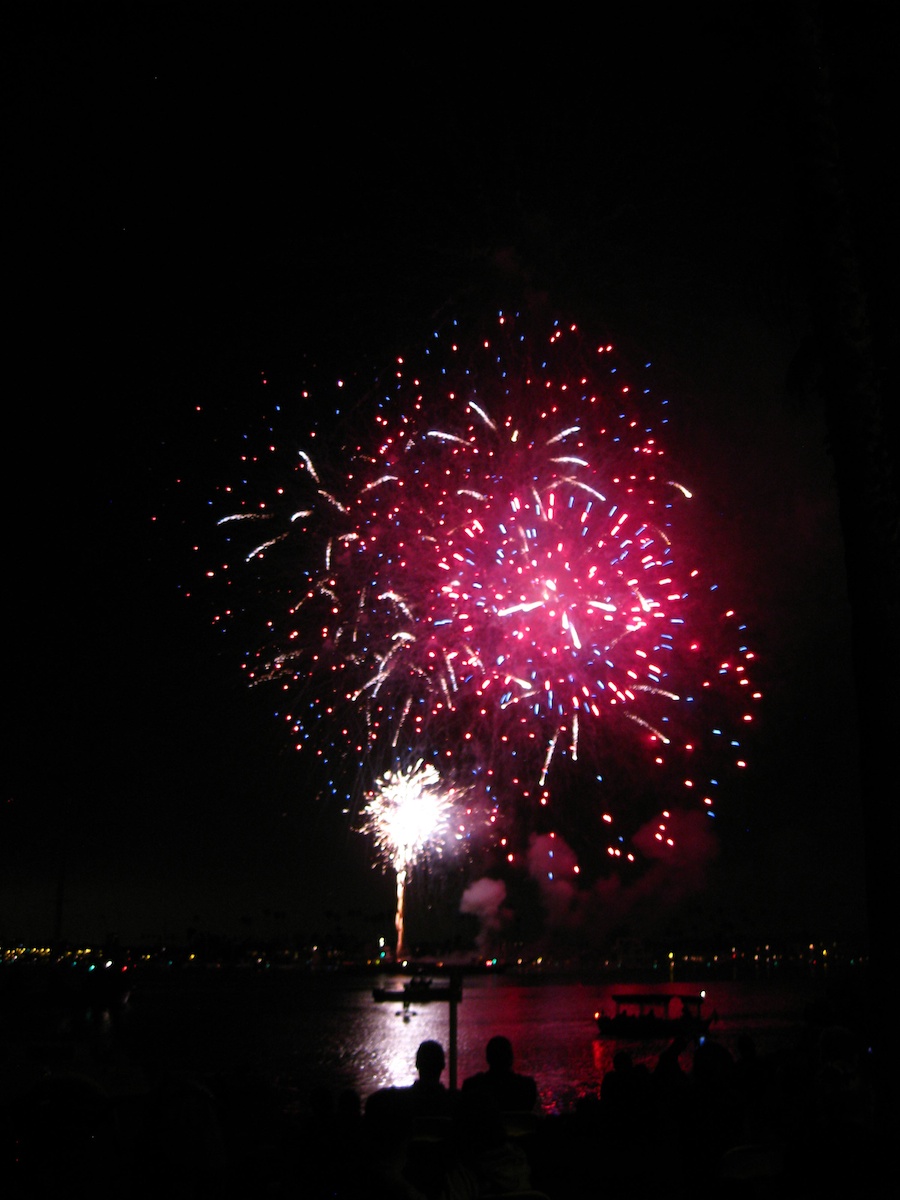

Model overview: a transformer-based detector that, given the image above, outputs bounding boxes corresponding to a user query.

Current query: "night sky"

[6,4,894,954]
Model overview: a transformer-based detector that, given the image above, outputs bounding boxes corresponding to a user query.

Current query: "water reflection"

[368,991,454,1092]
[342,974,614,1112]
[122,970,853,1116]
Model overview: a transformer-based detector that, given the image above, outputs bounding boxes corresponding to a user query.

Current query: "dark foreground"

[0,968,885,1198]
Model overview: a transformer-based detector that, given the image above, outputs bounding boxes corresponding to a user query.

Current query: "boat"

[593,990,713,1040]
[372,972,462,1007]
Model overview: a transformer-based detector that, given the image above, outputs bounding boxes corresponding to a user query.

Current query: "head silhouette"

[485,1035,514,1072]
[415,1040,446,1083]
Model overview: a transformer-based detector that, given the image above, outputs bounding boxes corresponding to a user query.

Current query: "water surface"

[119,968,867,1114]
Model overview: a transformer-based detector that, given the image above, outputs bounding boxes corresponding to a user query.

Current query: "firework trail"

[213,310,759,872]
[361,760,460,958]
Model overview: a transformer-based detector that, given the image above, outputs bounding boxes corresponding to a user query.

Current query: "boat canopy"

[609,993,705,1014]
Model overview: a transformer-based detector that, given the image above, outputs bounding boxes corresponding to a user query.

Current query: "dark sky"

[6,4,894,952]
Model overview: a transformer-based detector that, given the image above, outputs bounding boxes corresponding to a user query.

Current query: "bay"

[116,965,869,1115]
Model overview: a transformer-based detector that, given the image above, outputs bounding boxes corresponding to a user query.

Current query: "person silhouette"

[363,1041,455,1197]
[364,1039,455,1129]
[461,1035,538,1113]
[407,1039,456,1119]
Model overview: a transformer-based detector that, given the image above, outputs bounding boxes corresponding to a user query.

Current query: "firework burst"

[361,759,464,957]
[213,309,759,873]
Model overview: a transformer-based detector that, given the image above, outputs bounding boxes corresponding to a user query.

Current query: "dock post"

[448,969,461,1090]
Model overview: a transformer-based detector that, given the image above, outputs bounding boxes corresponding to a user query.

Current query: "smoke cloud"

[459,876,510,952]
[524,810,720,948]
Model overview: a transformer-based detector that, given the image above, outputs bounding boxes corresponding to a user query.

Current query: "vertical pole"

[447,969,461,1091]
[449,992,458,1091]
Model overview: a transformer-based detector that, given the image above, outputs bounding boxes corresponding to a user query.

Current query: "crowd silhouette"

[290,1005,880,1200]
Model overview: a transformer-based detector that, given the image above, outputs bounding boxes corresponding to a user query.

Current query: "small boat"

[594,990,712,1040]
[372,973,462,1007]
